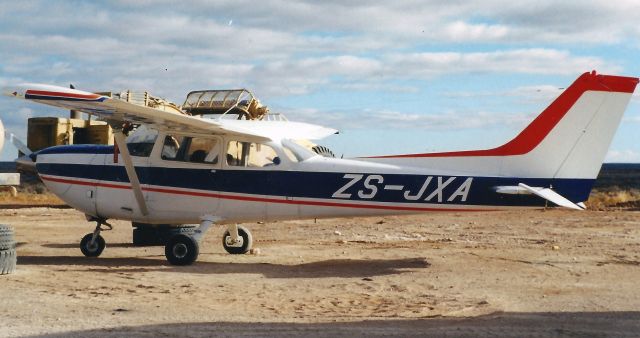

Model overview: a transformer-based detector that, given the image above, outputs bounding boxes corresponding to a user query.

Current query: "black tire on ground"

[165,234,199,266]
[0,225,15,251]
[0,249,16,275]
[222,226,253,255]
[80,233,106,257]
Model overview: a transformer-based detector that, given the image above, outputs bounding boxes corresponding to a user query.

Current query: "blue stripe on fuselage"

[35,161,595,207]
[36,145,115,155]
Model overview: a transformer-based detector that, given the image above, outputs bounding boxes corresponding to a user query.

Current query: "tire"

[0,225,15,251]
[0,249,16,275]
[80,233,106,257]
[222,226,253,255]
[165,234,199,266]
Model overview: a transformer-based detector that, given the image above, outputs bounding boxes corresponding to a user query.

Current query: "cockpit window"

[126,127,158,157]
[162,134,220,164]
[226,141,280,167]
[282,147,299,163]
[188,137,220,164]
[161,135,184,160]
[281,139,317,162]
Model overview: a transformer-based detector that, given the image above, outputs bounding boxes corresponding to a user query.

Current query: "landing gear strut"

[164,217,254,265]
[80,219,111,257]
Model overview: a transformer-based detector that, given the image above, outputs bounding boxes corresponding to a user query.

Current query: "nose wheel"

[80,233,105,257]
[222,225,253,255]
[80,219,111,257]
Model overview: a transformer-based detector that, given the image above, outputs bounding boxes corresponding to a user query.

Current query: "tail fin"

[498,71,639,179]
[367,71,639,180]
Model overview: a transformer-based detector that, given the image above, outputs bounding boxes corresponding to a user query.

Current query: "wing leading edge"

[4,83,338,141]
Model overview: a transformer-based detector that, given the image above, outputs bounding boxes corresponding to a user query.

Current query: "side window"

[187,137,219,164]
[162,135,219,164]
[226,141,280,167]
[161,135,185,160]
[126,128,158,157]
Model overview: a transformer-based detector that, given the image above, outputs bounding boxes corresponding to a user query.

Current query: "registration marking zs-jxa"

[332,174,473,202]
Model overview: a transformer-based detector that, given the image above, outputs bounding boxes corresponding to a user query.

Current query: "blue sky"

[1,1,639,161]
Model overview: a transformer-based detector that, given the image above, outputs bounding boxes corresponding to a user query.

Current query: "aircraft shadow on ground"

[24,311,640,338]
[17,253,430,278]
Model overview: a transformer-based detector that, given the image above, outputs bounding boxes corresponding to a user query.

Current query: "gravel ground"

[0,207,639,337]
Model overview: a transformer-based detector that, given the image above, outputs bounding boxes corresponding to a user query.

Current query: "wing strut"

[112,127,149,216]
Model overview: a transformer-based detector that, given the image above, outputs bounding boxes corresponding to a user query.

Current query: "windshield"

[281,139,318,162]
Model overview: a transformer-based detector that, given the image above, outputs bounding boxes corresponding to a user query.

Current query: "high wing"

[4,83,338,141]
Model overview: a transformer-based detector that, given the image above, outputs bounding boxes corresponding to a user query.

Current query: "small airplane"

[2,71,638,265]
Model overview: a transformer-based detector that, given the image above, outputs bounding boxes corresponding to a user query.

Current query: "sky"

[1,0,639,161]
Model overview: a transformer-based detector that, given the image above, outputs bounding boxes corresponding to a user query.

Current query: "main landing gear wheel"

[165,234,199,266]
[222,225,253,255]
[80,233,106,257]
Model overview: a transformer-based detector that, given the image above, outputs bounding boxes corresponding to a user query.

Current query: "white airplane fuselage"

[34,135,575,225]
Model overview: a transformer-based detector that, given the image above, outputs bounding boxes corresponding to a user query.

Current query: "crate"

[86,124,113,145]
[27,117,66,151]
[27,117,113,151]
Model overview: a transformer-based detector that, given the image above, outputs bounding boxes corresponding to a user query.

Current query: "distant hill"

[593,163,640,190]
[0,161,15,173]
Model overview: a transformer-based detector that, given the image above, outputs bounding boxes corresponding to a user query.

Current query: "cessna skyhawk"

[3,71,638,265]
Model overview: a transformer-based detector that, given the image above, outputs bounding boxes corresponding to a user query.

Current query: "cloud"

[0,0,623,100]
[624,115,640,124]
[443,85,564,105]
[444,21,510,41]
[283,107,532,131]
[385,49,616,77]
[606,149,640,163]
[4,2,640,59]
[84,1,640,45]
[0,1,637,161]
[229,49,612,97]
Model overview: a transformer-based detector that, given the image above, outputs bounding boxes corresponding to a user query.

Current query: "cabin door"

[145,134,222,222]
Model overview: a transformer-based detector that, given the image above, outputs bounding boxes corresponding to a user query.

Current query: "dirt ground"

[0,207,639,337]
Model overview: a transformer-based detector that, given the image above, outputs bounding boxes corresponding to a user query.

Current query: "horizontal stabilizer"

[518,183,585,210]
[6,132,32,155]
